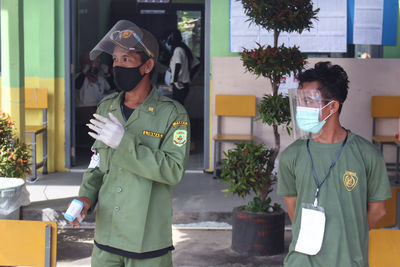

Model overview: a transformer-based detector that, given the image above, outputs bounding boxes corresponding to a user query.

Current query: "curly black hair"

[297,61,349,113]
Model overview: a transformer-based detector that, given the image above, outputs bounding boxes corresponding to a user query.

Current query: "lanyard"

[306,133,348,207]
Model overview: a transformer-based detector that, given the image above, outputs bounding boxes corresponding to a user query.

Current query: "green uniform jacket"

[79,88,190,253]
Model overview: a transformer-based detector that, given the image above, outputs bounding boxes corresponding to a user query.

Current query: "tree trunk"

[271,125,280,164]
[271,30,281,160]
[274,30,279,48]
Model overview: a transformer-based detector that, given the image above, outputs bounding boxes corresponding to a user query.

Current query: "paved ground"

[56,228,292,267]
[23,168,291,266]
[19,157,400,266]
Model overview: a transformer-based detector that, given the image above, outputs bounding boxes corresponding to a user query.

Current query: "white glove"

[87,113,125,149]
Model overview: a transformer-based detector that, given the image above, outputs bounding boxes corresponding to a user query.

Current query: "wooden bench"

[25,88,48,182]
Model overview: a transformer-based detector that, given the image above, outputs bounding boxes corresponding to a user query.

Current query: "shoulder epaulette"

[159,95,187,114]
[97,92,119,108]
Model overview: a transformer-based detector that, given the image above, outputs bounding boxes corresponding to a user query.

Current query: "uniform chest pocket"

[92,141,110,172]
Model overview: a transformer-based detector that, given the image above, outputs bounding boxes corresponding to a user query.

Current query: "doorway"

[68,0,205,171]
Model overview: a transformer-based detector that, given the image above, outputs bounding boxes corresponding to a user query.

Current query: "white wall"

[211,57,400,168]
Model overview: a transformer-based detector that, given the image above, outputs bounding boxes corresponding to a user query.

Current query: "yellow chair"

[213,94,256,177]
[369,229,400,267]
[371,96,400,182]
[0,220,57,267]
[25,88,48,182]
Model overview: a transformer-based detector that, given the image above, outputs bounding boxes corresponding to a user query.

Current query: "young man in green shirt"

[277,62,391,267]
[68,20,190,267]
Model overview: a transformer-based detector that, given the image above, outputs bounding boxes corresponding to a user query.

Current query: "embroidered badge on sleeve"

[173,130,187,147]
[173,121,188,127]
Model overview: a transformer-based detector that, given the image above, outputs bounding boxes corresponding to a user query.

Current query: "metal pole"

[64,0,72,169]
[44,225,51,267]
[203,0,211,170]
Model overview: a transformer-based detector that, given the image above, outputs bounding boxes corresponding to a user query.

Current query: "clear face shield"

[288,88,334,139]
[89,20,157,61]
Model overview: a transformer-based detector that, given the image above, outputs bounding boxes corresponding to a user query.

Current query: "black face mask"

[113,64,145,92]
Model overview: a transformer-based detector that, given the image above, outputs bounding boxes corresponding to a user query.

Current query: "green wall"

[210,0,240,58]
[384,14,400,58]
[23,0,64,78]
[55,0,65,78]
[23,1,40,78]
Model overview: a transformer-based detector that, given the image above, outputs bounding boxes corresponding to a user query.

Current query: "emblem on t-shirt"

[173,130,187,147]
[343,171,358,191]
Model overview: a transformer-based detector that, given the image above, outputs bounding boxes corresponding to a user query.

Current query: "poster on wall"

[348,0,398,45]
[353,0,384,45]
[230,0,348,53]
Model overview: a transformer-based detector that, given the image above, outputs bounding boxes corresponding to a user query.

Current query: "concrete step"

[21,197,234,227]
[21,197,96,227]
[21,197,292,229]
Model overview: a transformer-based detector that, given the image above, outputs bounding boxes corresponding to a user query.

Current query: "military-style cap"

[90,20,159,61]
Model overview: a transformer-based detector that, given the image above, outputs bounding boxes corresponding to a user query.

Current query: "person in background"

[277,61,391,266]
[165,29,199,105]
[68,20,190,267]
[75,53,113,109]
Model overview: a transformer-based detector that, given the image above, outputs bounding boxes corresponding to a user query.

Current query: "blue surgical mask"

[296,101,333,133]
[165,43,172,52]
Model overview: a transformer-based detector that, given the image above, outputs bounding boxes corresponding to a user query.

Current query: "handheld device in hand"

[64,199,84,223]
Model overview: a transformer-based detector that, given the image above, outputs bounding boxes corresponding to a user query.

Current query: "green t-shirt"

[277,132,391,267]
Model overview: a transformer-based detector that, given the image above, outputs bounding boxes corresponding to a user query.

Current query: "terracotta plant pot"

[231,206,285,256]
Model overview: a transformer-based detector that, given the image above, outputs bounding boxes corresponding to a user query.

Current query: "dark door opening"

[70,0,205,171]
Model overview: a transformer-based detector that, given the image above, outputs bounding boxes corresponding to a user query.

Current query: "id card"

[294,203,326,255]
[88,148,100,169]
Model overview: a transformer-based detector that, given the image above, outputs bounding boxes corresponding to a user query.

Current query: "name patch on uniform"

[343,171,358,191]
[173,121,188,127]
[142,130,164,138]
[173,130,187,147]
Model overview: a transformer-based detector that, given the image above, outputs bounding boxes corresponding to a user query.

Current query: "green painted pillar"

[1,0,25,139]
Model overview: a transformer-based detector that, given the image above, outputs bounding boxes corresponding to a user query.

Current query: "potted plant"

[220,141,284,255]
[219,0,319,256]
[0,111,31,219]
[240,0,319,162]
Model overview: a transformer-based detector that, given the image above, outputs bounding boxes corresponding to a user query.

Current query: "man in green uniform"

[277,62,391,266]
[69,20,190,267]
